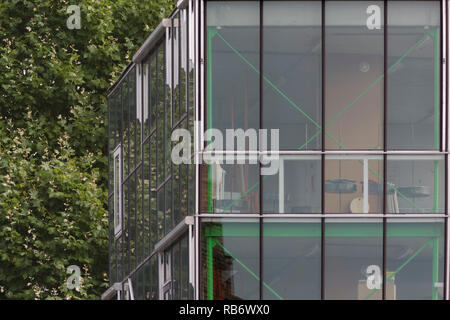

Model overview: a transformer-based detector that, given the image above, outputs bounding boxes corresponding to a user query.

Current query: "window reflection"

[202,219,260,300]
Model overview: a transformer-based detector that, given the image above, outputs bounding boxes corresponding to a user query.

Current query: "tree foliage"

[0,0,174,299]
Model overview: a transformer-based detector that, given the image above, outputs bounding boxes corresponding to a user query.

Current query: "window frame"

[114,144,123,239]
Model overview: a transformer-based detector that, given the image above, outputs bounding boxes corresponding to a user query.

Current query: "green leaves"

[0,0,175,299]
[0,115,108,299]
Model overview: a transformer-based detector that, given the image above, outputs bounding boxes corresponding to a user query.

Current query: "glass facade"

[107,0,196,300]
[107,0,449,301]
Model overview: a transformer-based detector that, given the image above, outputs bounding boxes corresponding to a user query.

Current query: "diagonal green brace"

[363,239,432,300]
[215,241,284,300]
[208,29,435,214]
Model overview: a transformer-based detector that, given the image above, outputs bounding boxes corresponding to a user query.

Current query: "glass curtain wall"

[202,0,446,300]
[107,1,196,300]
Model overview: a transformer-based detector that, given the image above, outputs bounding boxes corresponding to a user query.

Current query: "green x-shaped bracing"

[207,27,439,214]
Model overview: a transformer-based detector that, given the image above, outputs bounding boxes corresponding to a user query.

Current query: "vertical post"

[206,236,214,300]
[279,159,284,213]
[433,27,440,213]
[434,160,440,213]
[363,158,369,214]
[432,236,440,300]
[207,28,217,212]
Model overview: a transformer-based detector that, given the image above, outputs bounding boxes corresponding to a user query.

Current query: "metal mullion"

[444,0,449,300]
[148,138,152,257]
[186,4,190,119]
[128,72,132,182]
[197,0,204,300]
[170,16,175,229]
[441,1,449,151]
[141,67,146,266]
[142,142,147,299]
[321,0,325,301]
[127,169,131,278]
[108,95,112,284]
[171,16,175,130]
[171,162,174,231]
[147,55,151,138]
[179,11,183,122]
[382,0,388,301]
[259,0,263,300]
[165,24,169,192]
[155,47,160,205]
[135,159,138,268]
[120,84,125,282]
[446,154,449,298]
[441,0,444,152]
[179,240,182,299]
[136,67,139,169]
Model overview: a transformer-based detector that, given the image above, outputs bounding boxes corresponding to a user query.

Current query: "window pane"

[150,138,157,251]
[263,155,321,213]
[157,44,165,187]
[129,173,136,271]
[143,58,150,139]
[325,1,384,150]
[137,167,143,264]
[263,1,322,150]
[387,1,440,150]
[201,159,260,214]
[123,179,129,275]
[122,78,129,176]
[165,179,173,235]
[143,260,151,300]
[172,241,181,300]
[201,219,260,300]
[173,12,181,125]
[181,235,189,299]
[129,69,136,171]
[386,155,445,214]
[151,50,157,130]
[324,219,383,300]
[324,155,383,213]
[206,1,260,148]
[157,186,165,241]
[263,218,321,300]
[114,153,120,230]
[173,162,181,225]
[151,255,159,300]
[165,33,172,181]
[181,162,188,217]
[386,218,444,300]
[143,141,150,257]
